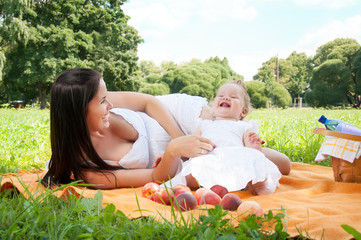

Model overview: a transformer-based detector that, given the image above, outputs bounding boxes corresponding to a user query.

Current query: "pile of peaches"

[142,182,262,219]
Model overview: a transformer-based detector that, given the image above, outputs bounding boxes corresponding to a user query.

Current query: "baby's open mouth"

[220,102,230,107]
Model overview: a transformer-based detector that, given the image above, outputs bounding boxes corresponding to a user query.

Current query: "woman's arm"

[108,92,184,139]
[82,134,215,189]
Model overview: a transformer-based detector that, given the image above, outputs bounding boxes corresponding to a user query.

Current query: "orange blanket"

[1,162,361,240]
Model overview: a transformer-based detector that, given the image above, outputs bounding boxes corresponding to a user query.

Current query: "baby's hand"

[244,131,262,151]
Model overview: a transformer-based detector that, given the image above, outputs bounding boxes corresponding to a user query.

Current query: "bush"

[246,81,269,108]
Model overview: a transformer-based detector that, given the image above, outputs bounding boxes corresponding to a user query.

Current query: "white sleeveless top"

[109,108,150,169]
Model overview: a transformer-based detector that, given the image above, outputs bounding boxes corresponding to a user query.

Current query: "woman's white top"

[109,108,172,169]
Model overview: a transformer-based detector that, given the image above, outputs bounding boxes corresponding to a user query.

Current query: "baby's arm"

[243,129,262,151]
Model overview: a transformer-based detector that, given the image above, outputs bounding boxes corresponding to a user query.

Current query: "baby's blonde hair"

[220,80,252,119]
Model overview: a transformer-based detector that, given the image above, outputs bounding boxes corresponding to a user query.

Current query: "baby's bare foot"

[252,181,271,196]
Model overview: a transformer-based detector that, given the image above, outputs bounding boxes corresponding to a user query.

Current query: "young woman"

[45,68,214,189]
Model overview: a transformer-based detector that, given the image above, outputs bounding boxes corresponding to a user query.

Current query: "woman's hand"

[167,131,215,159]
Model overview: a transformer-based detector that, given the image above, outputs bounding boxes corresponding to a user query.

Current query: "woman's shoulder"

[110,108,145,128]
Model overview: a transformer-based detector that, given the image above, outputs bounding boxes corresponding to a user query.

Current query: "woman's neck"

[89,130,106,139]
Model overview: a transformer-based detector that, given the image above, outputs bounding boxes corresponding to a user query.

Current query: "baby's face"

[212,84,245,120]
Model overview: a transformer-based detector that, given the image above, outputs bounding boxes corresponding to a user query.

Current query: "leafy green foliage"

[284,52,313,99]
[305,59,352,107]
[246,80,269,108]
[136,57,243,100]
[270,82,292,109]
[312,38,361,108]
[0,0,142,108]
[253,39,361,108]
[246,81,291,108]
[313,38,359,67]
[351,49,361,105]
[139,83,170,96]
[253,52,312,107]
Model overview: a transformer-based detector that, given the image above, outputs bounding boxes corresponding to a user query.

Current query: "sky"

[122,0,361,81]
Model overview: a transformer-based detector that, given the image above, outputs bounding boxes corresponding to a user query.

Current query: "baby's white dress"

[181,119,282,193]
[156,94,281,193]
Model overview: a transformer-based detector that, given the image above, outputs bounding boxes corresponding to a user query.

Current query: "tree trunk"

[346,91,361,108]
[39,89,46,109]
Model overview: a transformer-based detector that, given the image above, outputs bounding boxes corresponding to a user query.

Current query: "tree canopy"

[308,38,361,107]
[0,0,142,108]
[1,2,360,110]
[252,38,361,108]
[137,57,243,101]
[246,80,291,109]
[253,52,313,101]
[305,59,352,107]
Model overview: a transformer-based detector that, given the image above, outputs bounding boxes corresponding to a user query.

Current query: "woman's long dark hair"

[44,68,121,186]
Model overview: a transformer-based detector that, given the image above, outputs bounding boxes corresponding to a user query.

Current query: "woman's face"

[212,83,245,120]
[86,78,113,133]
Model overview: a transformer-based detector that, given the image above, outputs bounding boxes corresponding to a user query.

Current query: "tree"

[245,81,269,108]
[305,59,352,107]
[0,0,142,108]
[160,61,177,74]
[313,38,358,67]
[139,60,160,77]
[350,50,361,107]
[139,83,169,96]
[154,57,241,100]
[311,38,360,107]
[253,57,277,83]
[271,82,292,108]
[144,74,162,84]
[254,52,312,101]
[284,52,313,99]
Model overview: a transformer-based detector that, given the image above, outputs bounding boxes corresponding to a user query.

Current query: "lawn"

[1,107,360,239]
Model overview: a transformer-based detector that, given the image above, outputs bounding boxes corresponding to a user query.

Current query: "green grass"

[1,107,361,239]
[0,185,294,239]
[248,108,361,166]
[0,108,50,173]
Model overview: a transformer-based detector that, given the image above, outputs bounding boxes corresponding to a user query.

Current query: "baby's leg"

[244,131,262,151]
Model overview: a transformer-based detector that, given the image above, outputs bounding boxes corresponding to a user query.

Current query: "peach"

[194,187,212,204]
[153,188,174,205]
[237,201,263,220]
[172,184,191,197]
[142,182,161,200]
[210,185,228,198]
[173,192,197,211]
[199,191,222,206]
[220,193,242,211]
